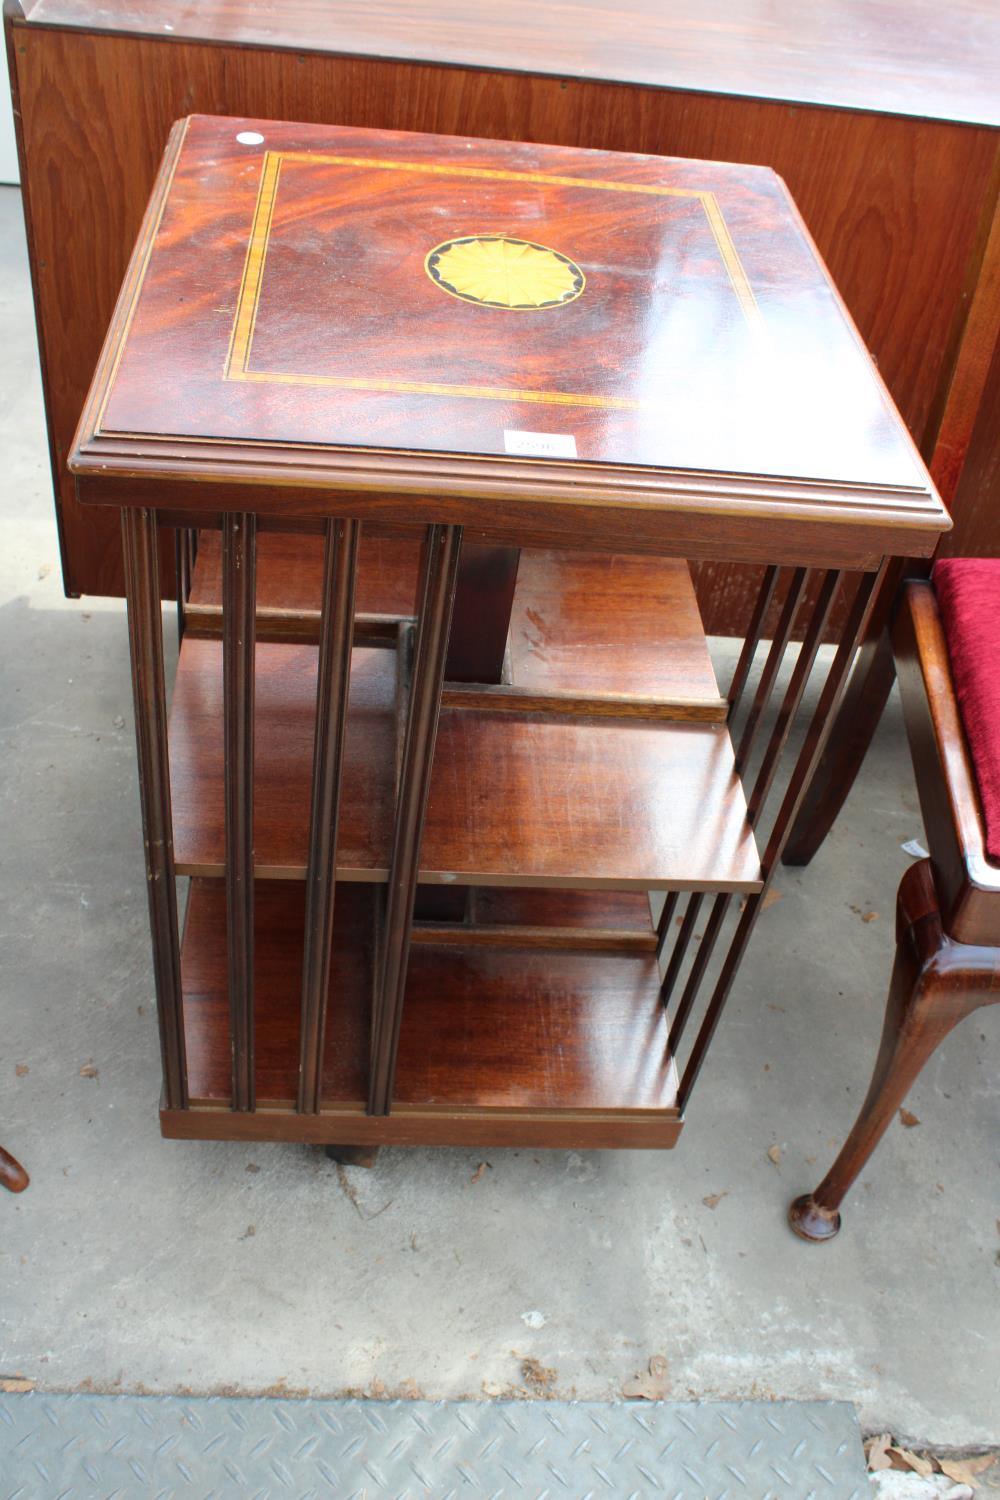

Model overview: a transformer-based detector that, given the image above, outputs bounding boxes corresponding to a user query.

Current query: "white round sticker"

[236,131,264,146]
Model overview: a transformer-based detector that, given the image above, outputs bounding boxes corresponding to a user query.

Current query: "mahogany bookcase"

[69,116,949,1153]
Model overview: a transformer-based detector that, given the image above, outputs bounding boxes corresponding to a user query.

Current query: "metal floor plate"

[0,1393,869,1499]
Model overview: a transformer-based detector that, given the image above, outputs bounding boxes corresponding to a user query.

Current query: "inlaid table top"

[70,114,949,564]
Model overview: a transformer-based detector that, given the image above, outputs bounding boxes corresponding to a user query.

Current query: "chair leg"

[781,628,896,867]
[0,1145,29,1193]
[789,859,999,1241]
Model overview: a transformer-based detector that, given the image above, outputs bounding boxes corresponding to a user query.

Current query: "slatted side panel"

[659,561,889,1108]
[369,524,464,1115]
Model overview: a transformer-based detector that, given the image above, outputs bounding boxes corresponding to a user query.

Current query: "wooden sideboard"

[6,0,1000,633]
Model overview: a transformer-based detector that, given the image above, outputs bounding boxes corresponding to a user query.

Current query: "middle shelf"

[169,542,762,894]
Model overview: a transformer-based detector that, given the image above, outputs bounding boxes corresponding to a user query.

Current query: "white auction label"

[503,429,578,459]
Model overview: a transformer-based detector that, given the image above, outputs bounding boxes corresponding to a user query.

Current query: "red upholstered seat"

[933,559,1000,865]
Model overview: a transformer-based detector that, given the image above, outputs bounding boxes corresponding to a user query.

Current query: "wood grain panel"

[181,877,374,1105]
[24,0,1000,128]
[169,638,396,882]
[190,529,421,617]
[10,19,991,629]
[75,115,931,498]
[179,875,680,1135]
[169,635,762,891]
[509,550,718,702]
[396,943,678,1113]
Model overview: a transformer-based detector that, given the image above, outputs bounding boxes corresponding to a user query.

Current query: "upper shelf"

[69,114,949,565]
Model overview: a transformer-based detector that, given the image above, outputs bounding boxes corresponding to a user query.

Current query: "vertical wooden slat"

[734,567,809,773]
[654,890,679,961]
[370,524,463,1115]
[678,562,888,1111]
[660,893,703,1007]
[222,512,257,1113]
[298,517,361,1115]
[746,569,841,826]
[727,564,780,715]
[667,892,730,1054]
[121,508,187,1109]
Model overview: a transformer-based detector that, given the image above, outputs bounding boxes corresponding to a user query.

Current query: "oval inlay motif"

[425,235,585,310]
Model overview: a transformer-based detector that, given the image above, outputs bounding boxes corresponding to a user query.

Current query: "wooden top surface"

[71,115,947,556]
[19,0,1000,129]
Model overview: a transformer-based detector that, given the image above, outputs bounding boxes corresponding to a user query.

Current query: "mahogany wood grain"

[395,944,678,1114]
[180,878,373,1106]
[471,887,655,932]
[416,887,657,952]
[221,512,256,1111]
[22,0,1000,128]
[370,523,463,1116]
[169,638,396,882]
[69,115,944,570]
[177,877,681,1146]
[121,507,187,1108]
[187,536,722,714]
[297,518,360,1115]
[160,1106,683,1150]
[167,635,762,892]
[508,550,719,706]
[892,581,1000,946]
[9,15,983,626]
[411,925,656,955]
[190,529,420,618]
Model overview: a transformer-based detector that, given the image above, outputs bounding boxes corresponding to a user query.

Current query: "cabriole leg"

[790,858,1000,1241]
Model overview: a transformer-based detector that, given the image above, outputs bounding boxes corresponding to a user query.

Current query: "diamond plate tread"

[0,1393,869,1499]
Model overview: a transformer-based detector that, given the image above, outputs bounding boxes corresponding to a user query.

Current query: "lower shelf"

[171,879,681,1148]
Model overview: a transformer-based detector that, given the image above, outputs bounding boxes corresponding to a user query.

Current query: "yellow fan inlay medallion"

[425,235,585,310]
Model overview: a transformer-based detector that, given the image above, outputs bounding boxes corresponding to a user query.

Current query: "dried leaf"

[521,1358,556,1393]
[888,1447,934,1476]
[79,1064,98,1079]
[861,911,879,923]
[470,1161,491,1185]
[766,1144,782,1167]
[702,1192,728,1210]
[761,887,783,910]
[37,563,51,580]
[0,1377,35,1393]
[865,1434,893,1471]
[15,1064,28,1077]
[623,1354,670,1401]
[939,1456,996,1486]
[899,1108,920,1128]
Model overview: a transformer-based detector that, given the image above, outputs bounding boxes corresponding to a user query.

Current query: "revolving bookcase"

[70,115,949,1153]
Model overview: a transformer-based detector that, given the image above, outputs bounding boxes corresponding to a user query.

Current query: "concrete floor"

[1,186,997,1450]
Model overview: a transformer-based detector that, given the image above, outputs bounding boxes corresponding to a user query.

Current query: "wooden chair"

[790,565,1000,1240]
